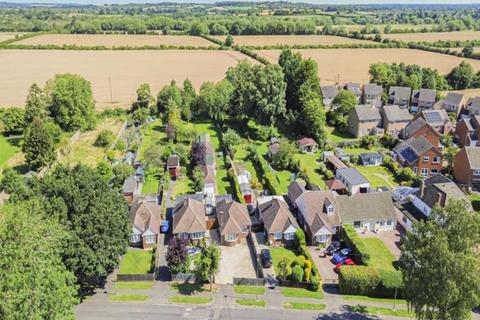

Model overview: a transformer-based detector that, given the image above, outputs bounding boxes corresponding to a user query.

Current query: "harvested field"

[383,31,480,43]
[213,35,372,46]
[255,48,480,84]
[15,34,216,48]
[441,88,480,98]
[0,32,26,42]
[0,49,255,109]
[327,24,433,33]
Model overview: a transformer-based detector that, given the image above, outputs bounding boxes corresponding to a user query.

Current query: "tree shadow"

[5,135,22,147]
[171,282,207,295]
[314,310,380,320]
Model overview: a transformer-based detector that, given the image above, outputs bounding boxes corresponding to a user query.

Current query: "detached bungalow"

[173,198,207,242]
[297,137,318,153]
[337,192,397,233]
[259,198,299,246]
[335,168,370,195]
[217,199,252,246]
[129,197,161,248]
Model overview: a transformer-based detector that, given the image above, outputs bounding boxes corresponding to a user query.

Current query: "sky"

[6,0,480,4]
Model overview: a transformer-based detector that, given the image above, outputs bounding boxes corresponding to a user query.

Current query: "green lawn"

[169,296,213,304]
[114,282,153,290]
[281,287,324,300]
[326,127,356,144]
[0,135,20,168]
[343,295,407,305]
[142,173,160,194]
[235,298,266,307]
[295,153,327,189]
[173,176,193,197]
[355,165,398,189]
[469,193,480,211]
[137,120,167,161]
[109,294,149,302]
[234,285,266,295]
[359,237,397,272]
[346,304,414,318]
[269,247,298,275]
[283,302,326,311]
[118,250,154,275]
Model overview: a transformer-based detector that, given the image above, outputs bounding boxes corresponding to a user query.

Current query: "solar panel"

[424,112,442,123]
[400,147,418,163]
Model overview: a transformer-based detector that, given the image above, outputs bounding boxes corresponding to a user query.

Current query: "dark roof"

[364,83,383,96]
[394,136,435,164]
[359,152,382,160]
[167,154,180,167]
[326,155,348,170]
[394,199,426,223]
[418,89,436,103]
[419,109,449,127]
[353,104,382,121]
[321,85,338,99]
[337,192,396,223]
[345,82,362,95]
[122,176,138,194]
[402,117,440,138]
[288,179,307,204]
[444,92,464,105]
[381,105,412,123]
[336,168,369,185]
[466,97,480,112]
[389,86,412,100]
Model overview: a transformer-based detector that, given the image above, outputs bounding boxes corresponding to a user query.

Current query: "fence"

[116,274,155,281]
[233,277,265,286]
[246,233,264,279]
[171,273,197,283]
[278,279,312,290]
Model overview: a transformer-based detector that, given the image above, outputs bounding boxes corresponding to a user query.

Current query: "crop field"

[255,48,480,84]
[382,31,480,43]
[327,24,434,33]
[212,35,372,46]
[0,32,26,42]
[14,34,217,48]
[0,49,255,109]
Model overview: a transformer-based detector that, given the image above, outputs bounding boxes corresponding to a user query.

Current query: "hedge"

[295,229,321,291]
[377,269,404,298]
[341,224,371,265]
[339,266,380,296]
[252,149,283,195]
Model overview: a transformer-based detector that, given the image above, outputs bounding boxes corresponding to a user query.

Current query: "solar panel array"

[400,147,418,163]
[424,111,442,123]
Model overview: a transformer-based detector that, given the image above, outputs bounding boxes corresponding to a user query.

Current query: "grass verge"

[281,287,324,300]
[169,296,213,304]
[114,282,153,290]
[283,302,327,311]
[170,283,210,294]
[346,304,414,318]
[235,298,266,307]
[343,295,407,305]
[234,285,266,295]
[109,293,149,302]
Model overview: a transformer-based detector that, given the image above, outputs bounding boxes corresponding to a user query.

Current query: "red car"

[335,258,355,272]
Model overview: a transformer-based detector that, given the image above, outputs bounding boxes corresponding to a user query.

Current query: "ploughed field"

[255,48,480,84]
[0,32,27,42]
[0,49,255,108]
[213,34,373,46]
[13,34,217,48]
[382,31,480,43]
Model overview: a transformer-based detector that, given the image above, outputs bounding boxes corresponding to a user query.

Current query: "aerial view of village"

[0,1,479,319]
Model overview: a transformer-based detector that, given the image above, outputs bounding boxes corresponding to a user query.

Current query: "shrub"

[339,266,380,296]
[95,129,115,147]
[277,257,292,280]
[291,265,304,282]
[304,259,312,282]
[377,269,404,298]
[293,255,306,268]
[115,139,126,152]
[310,274,320,291]
[342,224,371,265]
[295,229,306,247]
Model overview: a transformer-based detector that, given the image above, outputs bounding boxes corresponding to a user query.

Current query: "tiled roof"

[259,198,299,234]
[381,105,412,122]
[173,198,206,234]
[321,85,338,99]
[217,199,251,236]
[336,168,369,185]
[337,192,396,223]
[354,104,382,121]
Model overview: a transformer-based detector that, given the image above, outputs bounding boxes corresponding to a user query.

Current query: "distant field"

[0,32,26,42]
[0,49,255,108]
[383,31,480,43]
[15,34,216,48]
[328,24,433,33]
[212,35,372,46]
[441,88,480,98]
[255,48,480,84]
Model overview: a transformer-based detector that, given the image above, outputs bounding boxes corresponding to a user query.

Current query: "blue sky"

[7,0,480,4]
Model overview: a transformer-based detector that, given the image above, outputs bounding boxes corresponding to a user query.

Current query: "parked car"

[325,241,341,255]
[260,249,273,268]
[160,220,169,233]
[335,258,356,272]
[187,247,201,256]
[332,248,352,264]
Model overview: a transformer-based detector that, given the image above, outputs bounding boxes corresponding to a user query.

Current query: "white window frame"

[432,157,441,164]
[273,232,283,240]
[326,205,334,214]
[284,232,295,241]
[430,169,438,175]
[421,168,429,177]
[130,234,141,243]
[386,219,393,226]
[144,235,156,244]
[423,156,429,162]
[473,169,480,175]
[226,233,237,241]
[316,234,329,243]
[190,232,204,240]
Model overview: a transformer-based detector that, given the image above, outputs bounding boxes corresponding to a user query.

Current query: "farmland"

[14,34,216,48]
[382,31,480,43]
[0,32,26,42]
[329,24,434,33]
[255,48,480,84]
[212,35,373,46]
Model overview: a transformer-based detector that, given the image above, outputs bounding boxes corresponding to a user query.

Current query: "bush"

[95,129,115,147]
[291,265,304,282]
[295,229,306,247]
[310,274,320,291]
[339,266,380,296]
[377,270,404,298]
[293,255,306,268]
[115,139,126,152]
[304,259,312,282]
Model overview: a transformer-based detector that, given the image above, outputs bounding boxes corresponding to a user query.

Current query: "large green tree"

[194,242,221,291]
[328,90,357,131]
[157,80,182,115]
[197,80,233,124]
[447,62,476,90]
[0,201,78,320]
[400,200,480,320]
[181,79,196,121]
[24,83,48,127]
[47,74,96,131]
[22,117,56,170]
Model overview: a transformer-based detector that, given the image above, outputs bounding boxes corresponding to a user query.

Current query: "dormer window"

[326,203,334,214]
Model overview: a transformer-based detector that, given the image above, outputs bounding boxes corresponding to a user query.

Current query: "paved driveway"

[309,247,338,284]
[216,241,257,284]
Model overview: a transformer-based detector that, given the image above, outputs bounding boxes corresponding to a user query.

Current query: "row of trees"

[0,165,130,318]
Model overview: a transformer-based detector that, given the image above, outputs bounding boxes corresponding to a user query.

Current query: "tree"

[156,81,182,115]
[447,62,476,90]
[222,128,241,156]
[276,257,291,280]
[192,166,205,192]
[166,237,189,275]
[462,44,474,57]
[0,168,26,196]
[94,129,115,147]
[224,35,234,47]
[47,74,96,131]
[130,107,150,126]
[271,138,296,170]
[0,108,25,135]
[329,90,357,130]
[24,83,48,127]
[400,200,480,320]
[181,79,196,121]
[194,242,221,291]
[197,80,233,124]
[96,160,113,181]
[291,265,304,282]
[133,83,154,110]
[22,117,56,170]
[0,201,78,320]
[144,144,164,170]
[112,163,135,189]
[189,21,209,35]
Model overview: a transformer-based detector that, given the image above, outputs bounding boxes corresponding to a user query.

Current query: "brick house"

[413,109,452,135]
[453,146,480,190]
[411,89,436,110]
[464,97,480,116]
[259,198,299,246]
[388,86,412,108]
[401,117,441,148]
[217,199,252,246]
[380,104,412,136]
[347,104,382,138]
[363,83,383,107]
[173,198,207,242]
[455,115,480,147]
[129,197,161,248]
[393,136,443,177]
[442,92,465,115]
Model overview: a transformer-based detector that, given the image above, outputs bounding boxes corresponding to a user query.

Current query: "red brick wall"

[412,125,440,147]
[414,149,443,177]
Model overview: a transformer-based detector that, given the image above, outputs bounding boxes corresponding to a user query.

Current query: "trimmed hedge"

[377,269,403,298]
[252,149,283,195]
[342,224,371,265]
[339,266,380,296]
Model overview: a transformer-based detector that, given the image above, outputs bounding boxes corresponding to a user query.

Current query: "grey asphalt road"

[76,302,406,320]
